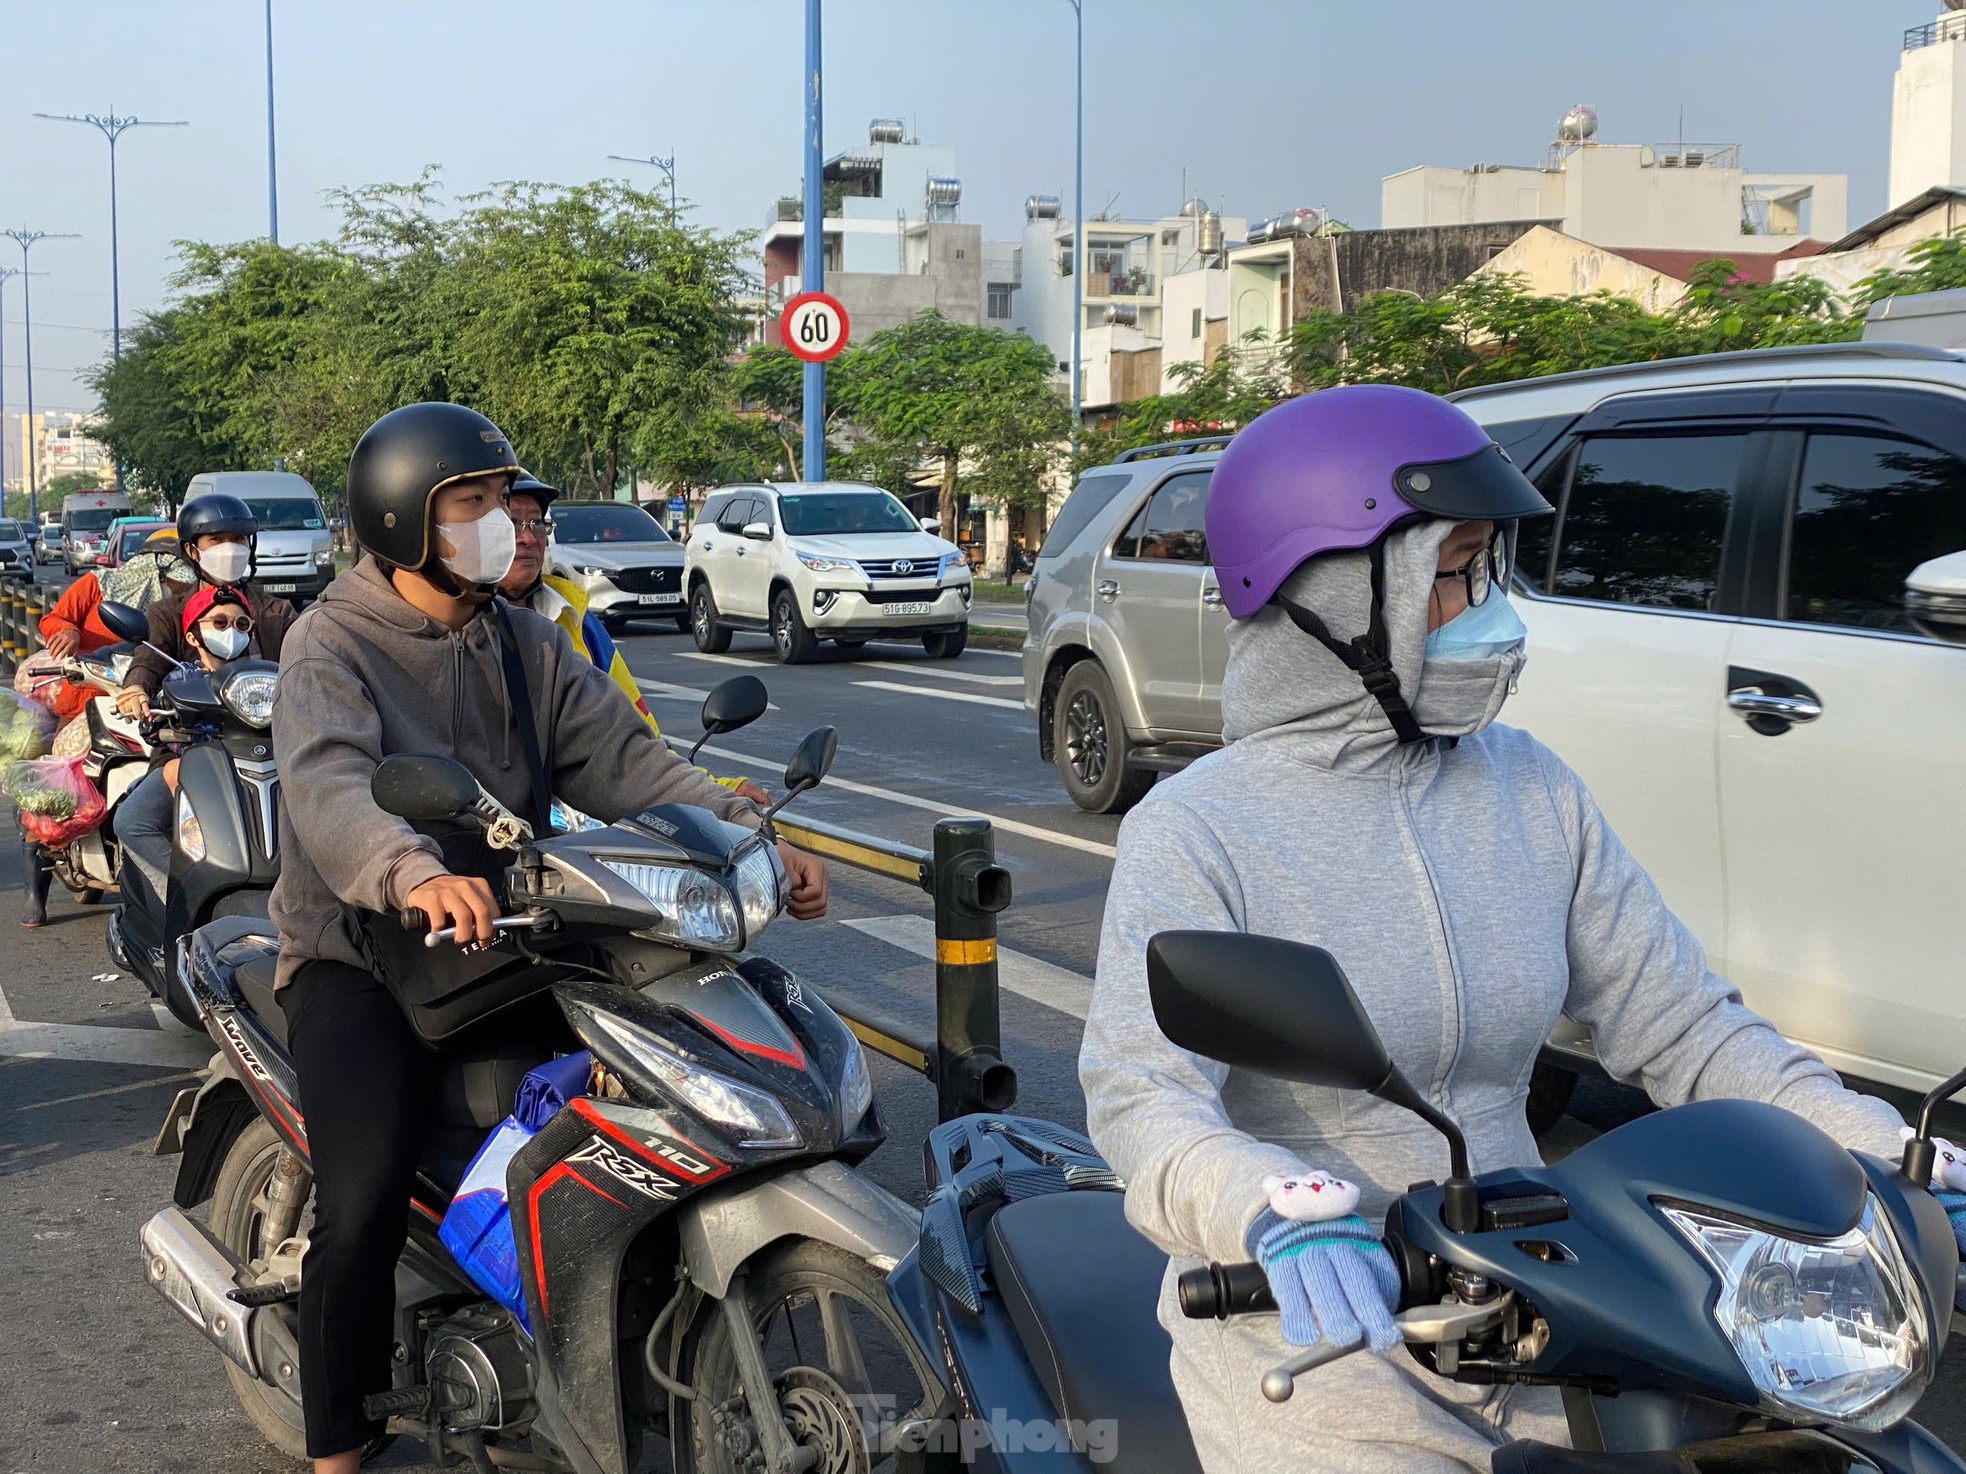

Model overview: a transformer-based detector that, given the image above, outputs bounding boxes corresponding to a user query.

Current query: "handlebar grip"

[398,907,431,934]
[1177,1262,1276,1320]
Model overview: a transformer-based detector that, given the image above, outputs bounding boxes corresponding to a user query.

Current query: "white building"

[1382,107,1844,257]
[1891,8,1966,208]
[9,411,113,497]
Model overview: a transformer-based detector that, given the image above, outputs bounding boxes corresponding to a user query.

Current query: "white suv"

[684,483,972,662]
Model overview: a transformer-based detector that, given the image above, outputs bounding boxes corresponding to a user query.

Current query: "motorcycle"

[88,601,283,1029]
[140,678,945,1474]
[34,640,148,904]
[881,931,1966,1473]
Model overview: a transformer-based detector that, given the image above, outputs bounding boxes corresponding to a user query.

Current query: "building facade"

[8,412,113,497]
[1892,11,1966,209]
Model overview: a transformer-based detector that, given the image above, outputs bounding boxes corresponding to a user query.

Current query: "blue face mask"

[1423,590,1527,663]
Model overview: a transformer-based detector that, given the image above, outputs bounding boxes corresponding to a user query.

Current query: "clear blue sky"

[0,0,1941,431]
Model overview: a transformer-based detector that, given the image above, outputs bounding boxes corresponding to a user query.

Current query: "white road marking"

[635,679,779,711]
[843,914,1092,1021]
[0,975,212,1069]
[861,661,1022,688]
[700,743,1118,859]
[850,681,1023,711]
[678,652,773,668]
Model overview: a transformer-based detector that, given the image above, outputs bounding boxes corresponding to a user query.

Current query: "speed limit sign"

[781,291,850,363]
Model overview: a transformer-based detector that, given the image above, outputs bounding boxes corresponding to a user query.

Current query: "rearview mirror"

[97,600,150,645]
[371,753,482,821]
[1907,551,1966,643]
[742,522,772,541]
[783,726,838,794]
[919,516,941,533]
[687,675,769,764]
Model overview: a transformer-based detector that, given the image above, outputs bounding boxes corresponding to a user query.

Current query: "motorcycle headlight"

[1663,1194,1932,1430]
[176,790,206,864]
[217,670,278,729]
[796,550,860,575]
[837,1035,873,1127]
[731,839,787,944]
[579,1007,801,1149]
[601,859,743,951]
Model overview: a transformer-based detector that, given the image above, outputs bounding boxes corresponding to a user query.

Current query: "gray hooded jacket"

[1078,520,1905,1473]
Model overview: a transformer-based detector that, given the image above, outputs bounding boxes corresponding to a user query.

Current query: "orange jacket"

[39,575,118,654]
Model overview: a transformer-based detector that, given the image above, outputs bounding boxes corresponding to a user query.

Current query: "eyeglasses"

[199,615,255,634]
[514,516,554,538]
[1434,528,1510,608]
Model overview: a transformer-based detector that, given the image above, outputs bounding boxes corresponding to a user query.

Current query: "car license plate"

[885,601,932,616]
[637,593,682,605]
[263,583,297,593]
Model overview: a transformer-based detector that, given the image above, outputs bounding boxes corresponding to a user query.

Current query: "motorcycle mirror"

[1148,932,1479,1231]
[783,726,837,794]
[1904,1062,1966,1184]
[371,754,482,822]
[97,600,150,645]
[687,676,769,764]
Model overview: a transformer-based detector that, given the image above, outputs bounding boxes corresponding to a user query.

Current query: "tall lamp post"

[4,229,81,527]
[0,267,18,508]
[606,153,677,216]
[801,0,826,483]
[1065,0,1084,456]
[265,0,280,241]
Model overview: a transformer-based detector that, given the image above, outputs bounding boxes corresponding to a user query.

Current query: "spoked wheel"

[208,1118,394,1463]
[682,1240,941,1474]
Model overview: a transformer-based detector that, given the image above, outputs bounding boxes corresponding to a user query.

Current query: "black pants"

[280,959,437,1459]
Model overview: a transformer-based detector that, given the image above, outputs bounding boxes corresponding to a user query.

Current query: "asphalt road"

[3,611,1964,1470]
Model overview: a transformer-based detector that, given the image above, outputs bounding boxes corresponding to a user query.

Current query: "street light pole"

[607,153,677,216]
[4,230,81,528]
[265,0,280,242]
[0,267,16,507]
[1066,0,1083,457]
[801,0,826,483]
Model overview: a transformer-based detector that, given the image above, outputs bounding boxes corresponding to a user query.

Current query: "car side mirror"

[742,522,772,541]
[1907,551,1966,643]
[686,676,769,764]
[783,726,838,793]
[97,600,150,645]
[371,753,482,821]
[919,516,941,533]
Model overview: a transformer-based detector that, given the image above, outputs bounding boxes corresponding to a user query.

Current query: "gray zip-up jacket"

[1078,521,1905,1474]
[270,558,759,988]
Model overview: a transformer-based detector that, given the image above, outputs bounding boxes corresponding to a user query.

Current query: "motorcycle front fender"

[677,1159,919,1299]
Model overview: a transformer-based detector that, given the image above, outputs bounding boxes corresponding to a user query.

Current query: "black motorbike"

[883,932,1966,1473]
[142,679,945,1474]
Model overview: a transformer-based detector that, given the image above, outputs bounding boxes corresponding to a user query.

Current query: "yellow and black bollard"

[931,817,1016,1121]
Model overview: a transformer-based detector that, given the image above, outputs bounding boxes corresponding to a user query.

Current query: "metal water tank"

[868,118,906,144]
[1557,105,1599,143]
[1025,194,1062,219]
[1180,197,1210,217]
[1198,210,1224,257]
[1104,303,1138,327]
[926,177,962,208]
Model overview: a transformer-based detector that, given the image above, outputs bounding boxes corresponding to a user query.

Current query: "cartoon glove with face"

[1246,1171,1401,1352]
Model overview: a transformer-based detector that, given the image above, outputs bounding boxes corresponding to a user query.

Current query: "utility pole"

[607,152,678,216]
[802,0,826,483]
[3,230,80,527]
[1064,0,1084,457]
[265,0,280,242]
[0,267,17,509]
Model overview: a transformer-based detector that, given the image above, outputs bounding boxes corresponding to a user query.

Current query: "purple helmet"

[1206,385,1552,619]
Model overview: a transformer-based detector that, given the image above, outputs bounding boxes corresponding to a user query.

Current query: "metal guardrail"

[1907,15,1966,51]
[0,583,50,673]
[775,811,1018,1122]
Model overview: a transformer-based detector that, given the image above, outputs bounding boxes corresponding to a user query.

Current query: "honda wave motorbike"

[141,678,945,1474]
[883,933,1966,1474]
[37,641,147,904]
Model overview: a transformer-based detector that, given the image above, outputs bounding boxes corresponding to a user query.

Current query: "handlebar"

[1177,1262,1276,1320]
[397,907,545,949]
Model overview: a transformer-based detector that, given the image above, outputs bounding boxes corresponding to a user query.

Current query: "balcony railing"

[1086,268,1157,299]
[1906,13,1966,50]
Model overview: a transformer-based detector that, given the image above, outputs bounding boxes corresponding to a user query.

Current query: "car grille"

[608,566,681,595]
[858,558,943,580]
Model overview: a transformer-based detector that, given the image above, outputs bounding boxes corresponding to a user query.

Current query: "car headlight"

[937,551,966,578]
[796,550,860,575]
[837,1035,873,1126]
[1663,1194,1931,1430]
[576,564,609,579]
[578,1007,802,1149]
[217,670,278,730]
[601,858,743,950]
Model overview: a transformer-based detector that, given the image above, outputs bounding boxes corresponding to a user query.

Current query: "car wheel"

[923,626,968,659]
[1053,661,1153,814]
[601,613,628,636]
[770,588,819,665]
[691,583,732,654]
[673,613,692,633]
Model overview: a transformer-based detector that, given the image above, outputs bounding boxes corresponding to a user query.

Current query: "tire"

[770,588,819,665]
[674,613,693,633]
[601,614,627,636]
[1525,1059,1577,1138]
[680,1239,942,1474]
[209,1119,394,1464]
[832,639,867,650]
[78,888,104,906]
[691,583,732,654]
[1052,662,1153,814]
[923,626,967,660]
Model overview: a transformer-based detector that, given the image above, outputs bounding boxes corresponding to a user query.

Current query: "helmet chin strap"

[418,560,499,603]
[1274,541,1428,746]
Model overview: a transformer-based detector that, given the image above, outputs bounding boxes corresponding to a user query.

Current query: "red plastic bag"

[0,688,57,764]
[6,756,107,848]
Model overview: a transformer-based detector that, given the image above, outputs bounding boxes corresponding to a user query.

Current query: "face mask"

[198,542,252,585]
[201,627,249,662]
[1423,590,1527,664]
[437,508,517,587]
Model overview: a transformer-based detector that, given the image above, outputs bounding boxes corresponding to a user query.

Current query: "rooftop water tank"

[1025,194,1062,219]
[868,118,906,144]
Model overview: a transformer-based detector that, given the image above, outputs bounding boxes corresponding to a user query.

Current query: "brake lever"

[1259,1294,1515,1404]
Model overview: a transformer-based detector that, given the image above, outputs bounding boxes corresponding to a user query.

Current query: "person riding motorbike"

[269,401,829,1474]
[496,473,767,804]
[1077,385,1914,1474]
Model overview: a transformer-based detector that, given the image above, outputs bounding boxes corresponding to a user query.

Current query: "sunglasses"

[199,614,255,635]
[514,516,555,537]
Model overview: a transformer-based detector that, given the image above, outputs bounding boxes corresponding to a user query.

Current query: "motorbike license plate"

[885,602,932,616]
[263,583,297,593]
[637,593,682,605]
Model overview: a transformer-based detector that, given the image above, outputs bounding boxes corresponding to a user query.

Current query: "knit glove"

[1245,1172,1401,1352]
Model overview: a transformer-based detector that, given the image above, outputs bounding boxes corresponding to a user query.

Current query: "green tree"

[1074,343,1289,472]
[1854,230,1966,304]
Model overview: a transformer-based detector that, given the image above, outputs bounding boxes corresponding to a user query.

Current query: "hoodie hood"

[1220,519,1523,769]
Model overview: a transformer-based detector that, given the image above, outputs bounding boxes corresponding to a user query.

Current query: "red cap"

[182,586,246,636]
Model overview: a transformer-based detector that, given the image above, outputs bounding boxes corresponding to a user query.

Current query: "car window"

[240,496,326,531]
[716,497,756,533]
[1111,471,1211,564]
[1511,454,1571,593]
[777,491,918,535]
[0,521,21,539]
[1787,432,1966,633]
[553,503,670,544]
[698,493,730,530]
[1546,434,1744,611]
[1039,472,1135,559]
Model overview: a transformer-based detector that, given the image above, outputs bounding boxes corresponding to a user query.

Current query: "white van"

[184,471,335,602]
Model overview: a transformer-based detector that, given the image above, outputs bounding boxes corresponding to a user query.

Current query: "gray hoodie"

[1078,520,1906,1473]
[269,558,758,988]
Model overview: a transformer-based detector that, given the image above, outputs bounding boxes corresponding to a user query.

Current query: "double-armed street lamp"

[607,153,678,216]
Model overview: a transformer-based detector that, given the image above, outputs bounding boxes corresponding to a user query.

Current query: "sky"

[0,0,1945,441]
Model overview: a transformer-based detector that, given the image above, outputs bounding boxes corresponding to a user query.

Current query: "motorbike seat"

[984,1190,1203,1474]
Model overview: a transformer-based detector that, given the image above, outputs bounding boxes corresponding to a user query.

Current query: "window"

[241,496,326,531]
[776,491,918,535]
[1547,434,1743,610]
[1787,432,1966,632]
[716,497,757,534]
[698,493,731,529]
[1112,471,1212,564]
[986,283,1013,320]
[554,503,671,544]
[1038,473,1132,559]
[1190,307,1202,339]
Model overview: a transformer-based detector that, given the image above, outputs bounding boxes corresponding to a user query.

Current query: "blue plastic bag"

[438,1050,592,1330]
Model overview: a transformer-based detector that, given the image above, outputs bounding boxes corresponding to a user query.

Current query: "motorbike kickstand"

[717,1271,820,1474]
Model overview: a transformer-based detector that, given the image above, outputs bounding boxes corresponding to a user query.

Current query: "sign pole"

[801,0,825,484]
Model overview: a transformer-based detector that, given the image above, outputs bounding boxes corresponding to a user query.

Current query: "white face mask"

[197,541,253,585]
[437,507,517,587]
[201,626,249,662]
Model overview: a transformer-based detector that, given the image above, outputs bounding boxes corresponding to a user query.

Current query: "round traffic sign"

[781,291,851,363]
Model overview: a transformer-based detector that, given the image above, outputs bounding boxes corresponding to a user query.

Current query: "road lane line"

[850,681,1023,710]
[0,1018,215,1069]
[842,914,1092,1021]
[861,661,1022,688]
[635,679,780,711]
[678,652,774,668]
[698,743,1118,859]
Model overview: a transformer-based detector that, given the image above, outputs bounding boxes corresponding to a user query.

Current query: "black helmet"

[509,473,559,510]
[346,402,521,570]
[177,493,258,545]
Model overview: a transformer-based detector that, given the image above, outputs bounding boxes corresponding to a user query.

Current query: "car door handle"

[1728,690,1822,722]
[1726,666,1823,733]
[1097,580,1119,602]
[1202,586,1225,608]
